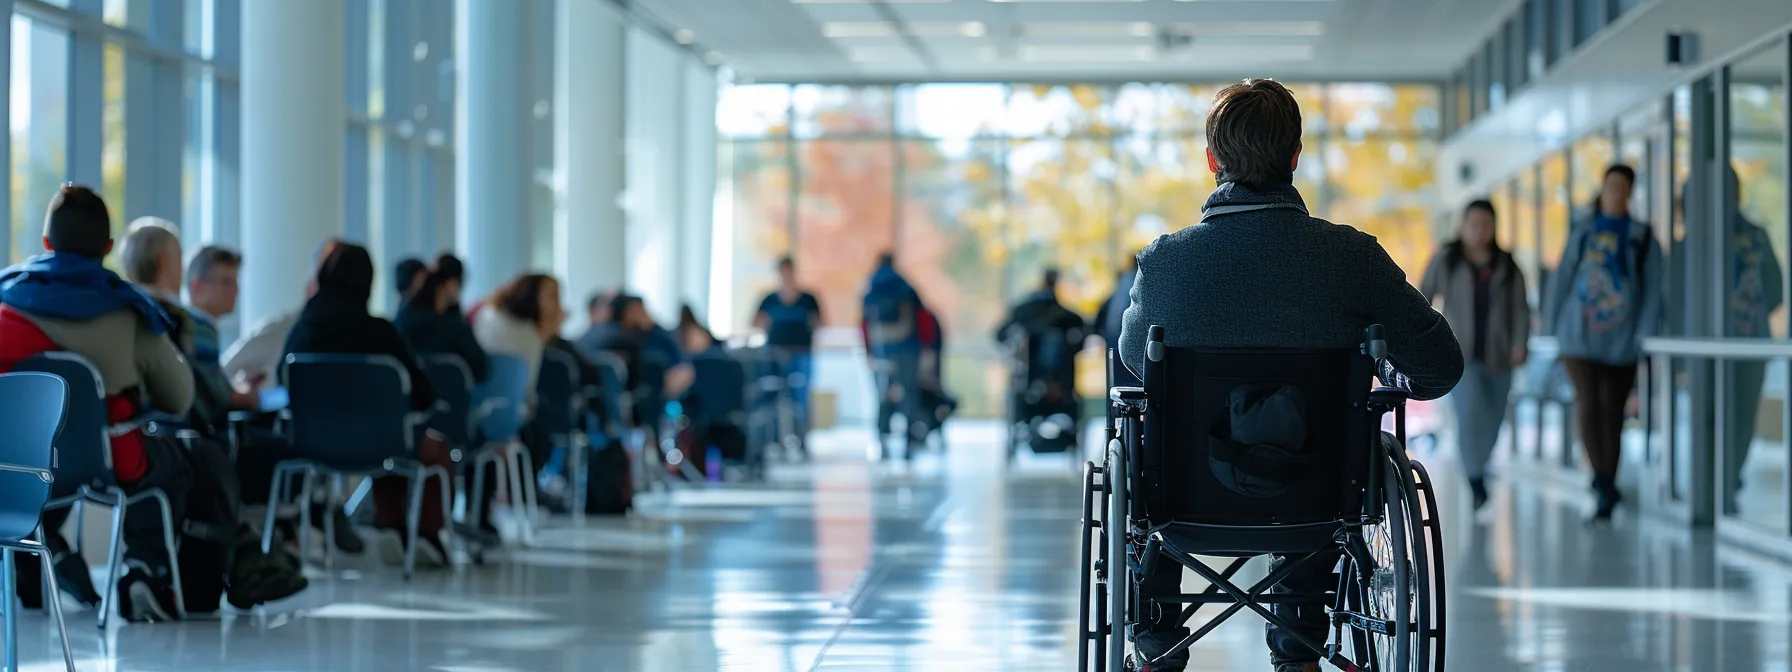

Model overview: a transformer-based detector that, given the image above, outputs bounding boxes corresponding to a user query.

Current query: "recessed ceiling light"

[673,29,696,45]
[1020,45,1155,61]
[704,51,724,66]
[1019,22,1155,38]
[1171,21,1326,36]
[847,46,921,62]
[959,21,987,37]
[823,21,899,38]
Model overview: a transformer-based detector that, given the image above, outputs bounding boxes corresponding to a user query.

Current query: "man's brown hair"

[1205,78,1303,188]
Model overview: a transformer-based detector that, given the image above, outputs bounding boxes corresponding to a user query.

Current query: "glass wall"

[719,82,1443,417]
[1722,41,1789,532]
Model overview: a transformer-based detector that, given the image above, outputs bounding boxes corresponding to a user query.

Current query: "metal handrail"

[1642,337,1792,359]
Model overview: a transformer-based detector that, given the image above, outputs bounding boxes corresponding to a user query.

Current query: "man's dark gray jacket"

[1119,181,1463,401]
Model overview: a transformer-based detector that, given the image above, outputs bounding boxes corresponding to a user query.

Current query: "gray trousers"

[1449,361,1513,480]
[1724,360,1769,507]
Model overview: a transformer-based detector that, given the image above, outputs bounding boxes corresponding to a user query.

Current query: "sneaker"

[1468,477,1490,512]
[376,528,448,569]
[118,563,179,623]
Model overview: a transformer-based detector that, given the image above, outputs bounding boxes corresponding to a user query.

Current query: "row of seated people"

[0,185,695,624]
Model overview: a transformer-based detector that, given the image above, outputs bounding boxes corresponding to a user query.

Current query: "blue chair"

[467,355,534,542]
[535,349,586,509]
[0,371,76,671]
[421,354,475,454]
[20,352,187,626]
[269,354,450,579]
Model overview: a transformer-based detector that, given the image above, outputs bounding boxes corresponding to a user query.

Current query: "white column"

[624,29,684,324]
[553,0,627,327]
[240,0,344,328]
[679,60,717,325]
[454,0,531,300]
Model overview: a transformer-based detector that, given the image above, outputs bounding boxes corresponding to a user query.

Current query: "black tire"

[1409,460,1447,671]
[1338,449,1424,670]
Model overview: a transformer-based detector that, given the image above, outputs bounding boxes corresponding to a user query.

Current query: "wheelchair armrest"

[1369,387,1410,406]
[1108,386,1147,410]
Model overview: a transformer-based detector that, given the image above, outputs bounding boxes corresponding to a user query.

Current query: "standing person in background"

[754,257,822,454]
[1545,164,1664,523]
[1421,199,1531,512]
[860,253,936,461]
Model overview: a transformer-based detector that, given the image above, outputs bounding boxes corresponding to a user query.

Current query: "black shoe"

[452,521,502,548]
[52,551,102,608]
[310,503,365,554]
[1469,477,1490,511]
[1588,475,1620,523]
[1125,653,1186,672]
[226,557,309,610]
[118,563,180,622]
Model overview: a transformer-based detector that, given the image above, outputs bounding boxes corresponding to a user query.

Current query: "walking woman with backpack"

[1422,199,1531,513]
[1545,164,1665,523]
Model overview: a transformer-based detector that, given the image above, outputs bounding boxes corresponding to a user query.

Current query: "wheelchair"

[1002,324,1083,464]
[1079,325,1446,672]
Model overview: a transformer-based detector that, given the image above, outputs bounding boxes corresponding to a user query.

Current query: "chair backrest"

[473,354,531,442]
[687,352,748,425]
[0,372,69,542]
[15,353,116,495]
[284,354,418,470]
[1136,326,1373,527]
[586,349,630,431]
[535,348,581,437]
[421,354,474,446]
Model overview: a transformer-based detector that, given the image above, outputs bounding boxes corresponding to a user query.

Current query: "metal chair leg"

[70,500,84,557]
[296,470,315,563]
[324,474,342,571]
[261,465,288,555]
[403,468,426,580]
[470,454,489,532]
[504,446,526,530]
[148,491,187,618]
[99,495,126,629]
[426,465,454,563]
[35,532,77,672]
[4,548,17,672]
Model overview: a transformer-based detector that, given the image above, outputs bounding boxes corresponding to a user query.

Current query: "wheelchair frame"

[1078,325,1447,672]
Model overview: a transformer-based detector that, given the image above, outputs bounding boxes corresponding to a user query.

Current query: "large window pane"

[720,140,793,335]
[718,84,791,138]
[1570,131,1615,215]
[898,83,1006,139]
[1005,84,1109,138]
[1321,137,1437,280]
[1723,42,1789,531]
[182,69,214,250]
[1539,152,1570,294]
[9,17,70,263]
[1006,137,1116,313]
[794,140,895,326]
[1328,83,1440,136]
[1513,168,1541,306]
[792,85,891,139]
[1160,84,1223,133]
[902,138,1005,417]
[1116,133,1210,254]
[102,44,127,234]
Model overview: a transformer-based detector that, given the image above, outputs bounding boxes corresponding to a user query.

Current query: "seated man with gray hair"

[118,217,311,615]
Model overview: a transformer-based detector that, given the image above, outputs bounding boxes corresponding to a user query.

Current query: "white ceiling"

[629,0,1520,83]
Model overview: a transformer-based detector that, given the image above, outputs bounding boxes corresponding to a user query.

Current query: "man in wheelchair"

[995,269,1087,457]
[1100,79,1464,672]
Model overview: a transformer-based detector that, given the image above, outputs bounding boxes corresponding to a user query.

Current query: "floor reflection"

[2,421,1792,670]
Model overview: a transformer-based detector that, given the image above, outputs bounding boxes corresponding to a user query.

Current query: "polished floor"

[4,421,1792,671]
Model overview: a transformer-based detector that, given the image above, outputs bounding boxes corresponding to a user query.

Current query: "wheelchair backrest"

[1138,338,1374,526]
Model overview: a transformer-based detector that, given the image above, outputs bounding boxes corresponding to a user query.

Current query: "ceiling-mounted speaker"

[1666,32,1699,69]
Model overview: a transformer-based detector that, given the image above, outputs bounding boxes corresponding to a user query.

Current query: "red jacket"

[0,306,148,482]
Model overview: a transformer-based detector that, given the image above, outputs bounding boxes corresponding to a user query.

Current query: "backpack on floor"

[584,443,634,515]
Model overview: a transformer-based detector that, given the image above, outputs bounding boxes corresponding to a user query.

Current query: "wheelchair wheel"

[1409,460,1447,671]
[1335,448,1430,671]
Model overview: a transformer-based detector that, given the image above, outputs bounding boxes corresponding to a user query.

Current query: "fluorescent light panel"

[1178,43,1316,60]
[991,0,1145,4]
[823,21,987,38]
[792,0,950,4]
[1019,45,1155,61]
[1020,21,1155,38]
[1172,21,1325,36]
